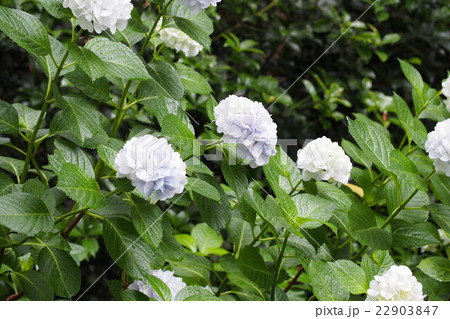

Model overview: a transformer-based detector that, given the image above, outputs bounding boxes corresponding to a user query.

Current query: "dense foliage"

[0,0,449,301]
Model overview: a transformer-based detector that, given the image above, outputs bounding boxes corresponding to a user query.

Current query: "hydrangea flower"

[128,270,186,301]
[366,265,425,301]
[178,0,221,14]
[63,0,133,34]
[114,135,187,200]
[214,95,277,168]
[425,118,450,176]
[296,137,352,185]
[159,26,203,57]
[420,229,450,253]
[442,76,450,98]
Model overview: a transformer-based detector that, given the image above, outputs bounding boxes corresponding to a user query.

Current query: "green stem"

[54,207,87,224]
[352,169,436,261]
[19,29,83,184]
[4,236,31,248]
[288,179,303,196]
[271,231,290,300]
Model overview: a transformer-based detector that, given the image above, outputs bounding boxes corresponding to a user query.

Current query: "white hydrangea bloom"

[63,0,133,34]
[159,26,203,57]
[296,137,352,185]
[420,229,450,253]
[114,135,187,200]
[214,95,278,168]
[366,265,425,301]
[445,99,450,113]
[425,118,450,176]
[128,270,186,301]
[442,76,450,98]
[178,0,221,14]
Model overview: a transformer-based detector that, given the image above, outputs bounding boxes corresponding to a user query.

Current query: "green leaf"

[187,177,220,202]
[0,172,19,195]
[174,234,197,252]
[341,138,372,169]
[48,139,95,178]
[191,174,231,232]
[221,160,248,198]
[309,260,349,301]
[191,223,223,255]
[382,33,401,45]
[97,138,124,170]
[84,37,150,80]
[161,114,202,157]
[52,92,108,146]
[392,220,440,248]
[237,246,272,290]
[291,194,335,229]
[0,6,51,56]
[146,61,184,101]
[348,203,392,249]
[175,63,212,94]
[12,103,40,131]
[0,193,53,235]
[0,156,24,181]
[15,270,54,301]
[31,36,75,79]
[418,257,450,282]
[429,204,450,234]
[157,217,185,262]
[67,43,106,81]
[348,116,394,172]
[329,260,368,294]
[153,97,195,133]
[171,254,212,286]
[393,93,427,148]
[146,274,173,301]
[56,163,106,208]
[64,68,111,102]
[399,59,424,91]
[120,289,149,301]
[38,0,73,19]
[226,216,253,256]
[385,180,429,223]
[263,146,302,194]
[0,100,19,133]
[23,178,56,214]
[361,250,395,286]
[168,288,209,302]
[38,246,81,298]
[130,199,163,249]
[175,286,220,301]
[103,216,158,279]
[389,149,427,192]
[170,3,213,49]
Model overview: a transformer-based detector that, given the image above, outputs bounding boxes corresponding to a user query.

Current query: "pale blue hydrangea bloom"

[114,135,187,200]
[214,95,278,168]
[178,0,221,14]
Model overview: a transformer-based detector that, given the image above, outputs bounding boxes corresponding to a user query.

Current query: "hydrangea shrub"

[0,0,449,301]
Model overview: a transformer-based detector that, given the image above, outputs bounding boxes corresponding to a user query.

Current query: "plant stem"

[352,169,436,261]
[284,266,304,293]
[61,212,86,239]
[6,290,24,301]
[4,236,31,248]
[288,179,303,196]
[54,207,87,224]
[271,231,290,300]
[19,30,83,184]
